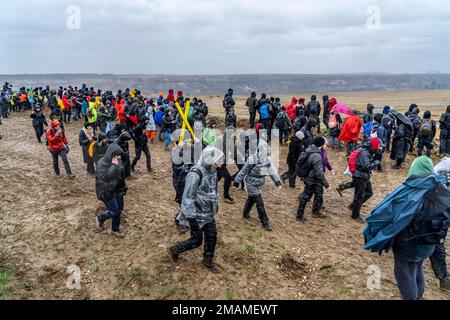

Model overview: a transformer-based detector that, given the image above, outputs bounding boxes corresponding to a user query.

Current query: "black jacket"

[307,100,321,117]
[301,145,329,188]
[225,114,237,128]
[132,117,149,147]
[30,111,48,127]
[354,142,379,180]
[439,106,450,136]
[287,134,303,167]
[96,144,127,202]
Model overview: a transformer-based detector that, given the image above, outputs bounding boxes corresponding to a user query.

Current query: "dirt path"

[0,110,449,300]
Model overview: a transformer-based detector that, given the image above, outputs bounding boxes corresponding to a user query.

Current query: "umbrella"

[390,110,413,129]
[331,103,353,115]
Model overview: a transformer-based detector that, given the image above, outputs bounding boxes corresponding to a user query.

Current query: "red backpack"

[348,149,361,174]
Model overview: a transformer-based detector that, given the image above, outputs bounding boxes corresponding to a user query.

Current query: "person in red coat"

[338,112,363,157]
[46,120,75,178]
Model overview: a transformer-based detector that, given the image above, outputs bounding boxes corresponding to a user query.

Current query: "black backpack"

[407,185,450,245]
[296,152,311,178]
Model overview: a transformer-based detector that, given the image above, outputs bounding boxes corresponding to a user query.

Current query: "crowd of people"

[0,81,449,299]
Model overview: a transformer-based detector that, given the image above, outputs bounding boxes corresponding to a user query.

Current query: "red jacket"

[116,99,127,123]
[338,114,362,143]
[46,120,68,152]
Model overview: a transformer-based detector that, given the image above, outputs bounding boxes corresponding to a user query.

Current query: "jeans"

[173,220,217,260]
[418,139,433,157]
[164,131,172,149]
[50,149,72,175]
[350,177,373,218]
[278,128,289,145]
[330,136,341,150]
[243,194,270,226]
[394,254,425,300]
[131,144,152,170]
[297,183,324,218]
[98,195,124,232]
[63,110,71,123]
[374,151,383,170]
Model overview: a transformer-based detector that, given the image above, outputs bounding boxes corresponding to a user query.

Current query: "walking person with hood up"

[417,111,436,158]
[301,119,318,150]
[363,156,450,300]
[307,95,321,133]
[79,122,97,175]
[30,103,48,143]
[233,143,282,231]
[168,146,224,272]
[281,130,305,188]
[131,116,152,173]
[338,111,363,157]
[295,136,332,222]
[439,105,450,155]
[348,137,381,222]
[46,120,75,179]
[95,143,128,238]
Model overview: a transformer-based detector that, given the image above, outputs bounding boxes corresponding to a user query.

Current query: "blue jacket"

[154,110,164,126]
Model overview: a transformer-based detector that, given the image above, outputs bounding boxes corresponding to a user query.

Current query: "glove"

[233,181,240,188]
[188,218,200,232]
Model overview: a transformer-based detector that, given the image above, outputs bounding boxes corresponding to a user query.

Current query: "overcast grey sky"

[1,0,449,74]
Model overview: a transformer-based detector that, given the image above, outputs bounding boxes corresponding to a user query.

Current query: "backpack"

[275,112,286,128]
[259,104,270,120]
[407,186,450,245]
[328,114,338,129]
[363,121,373,137]
[348,149,362,174]
[87,108,93,119]
[178,166,203,200]
[420,119,432,137]
[309,101,319,116]
[296,152,311,178]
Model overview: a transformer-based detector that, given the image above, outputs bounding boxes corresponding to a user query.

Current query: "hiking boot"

[312,211,327,219]
[202,259,222,273]
[147,168,153,173]
[168,246,179,263]
[111,230,125,238]
[348,204,354,211]
[243,213,251,220]
[391,165,401,170]
[131,166,136,173]
[336,187,344,197]
[224,196,235,204]
[95,216,104,230]
[263,223,273,231]
[440,278,450,290]
[289,184,296,189]
[67,173,76,179]
[296,216,307,223]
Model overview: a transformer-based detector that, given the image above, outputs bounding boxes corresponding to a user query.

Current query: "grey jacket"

[235,154,282,196]
[302,145,330,188]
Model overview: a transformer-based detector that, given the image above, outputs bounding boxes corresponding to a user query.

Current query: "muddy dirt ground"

[0,92,449,300]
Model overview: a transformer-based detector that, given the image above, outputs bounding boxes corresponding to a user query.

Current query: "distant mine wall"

[2,74,450,95]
